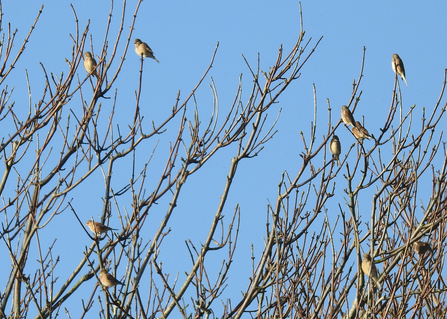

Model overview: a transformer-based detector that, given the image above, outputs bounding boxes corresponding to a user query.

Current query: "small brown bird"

[134,38,160,62]
[352,126,366,142]
[352,121,372,142]
[99,269,124,288]
[361,253,381,289]
[341,105,355,127]
[83,52,98,78]
[330,135,341,166]
[413,241,432,256]
[392,53,407,86]
[86,220,116,235]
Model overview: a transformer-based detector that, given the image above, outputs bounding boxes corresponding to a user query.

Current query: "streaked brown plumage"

[341,105,355,127]
[392,53,407,86]
[352,126,363,142]
[86,220,116,235]
[354,121,372,140]
[134,38,160,63]
[413,241,432,256]
[330,135,341,166]
[361,253,381,289]
[99,269,124,288]
[83,52,98,78]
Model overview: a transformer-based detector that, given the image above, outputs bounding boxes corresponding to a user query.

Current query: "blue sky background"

[1,1,447,317]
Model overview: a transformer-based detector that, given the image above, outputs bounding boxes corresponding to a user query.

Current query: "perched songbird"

[352,126,365,142]
[341,105,355,127]
[392,53,407,86]
[86,220,116,235]
[353,121,372,141]
[134,38,160,62]
[83,52,98,78]
[413,241,432,256]
[99,269,124,288]
[330,135,341,166]
[361,253,381,289]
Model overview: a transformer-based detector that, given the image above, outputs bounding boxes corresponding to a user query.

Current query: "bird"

[99,269,124,288]
[86,220,116,235]
[83,52,99,78]
[330,135,341,166]
[341,105,355,127]
[134,38,160,62]
[392,53,407,86]
[352,126,366,142]
[361,253,381,289]
[413,241,432,256]
[352,121,372,142]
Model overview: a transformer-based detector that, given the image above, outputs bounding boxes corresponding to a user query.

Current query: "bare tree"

[1,2,447,319]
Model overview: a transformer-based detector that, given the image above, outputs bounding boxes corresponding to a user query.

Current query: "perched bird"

[341,105,355,127]
[352,121,372,142]
[362,253,381,289]
[99,269,124,288]
[134,38,160,62]
[392,53,407,86]
[86,220,116,235]
[330,135,341,166]
[413,241,432,256]
[352,126,365,142]
[83,52,98,78]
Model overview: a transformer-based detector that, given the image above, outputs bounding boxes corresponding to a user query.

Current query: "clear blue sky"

[2,1,447,317]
